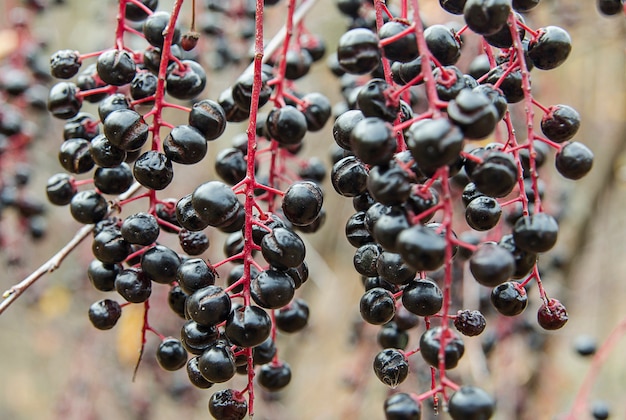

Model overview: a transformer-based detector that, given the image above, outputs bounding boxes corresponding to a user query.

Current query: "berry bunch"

[330,0,593,417]
[0,4,55,264]
[1,0,622,418]
[43,0,329,418]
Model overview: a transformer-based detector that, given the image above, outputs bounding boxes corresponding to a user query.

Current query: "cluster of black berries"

[43,0,332,418]
[329,0,594,418]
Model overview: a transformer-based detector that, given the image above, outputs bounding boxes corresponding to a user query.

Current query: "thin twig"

[0,182,144,315]
[244,0,319,69]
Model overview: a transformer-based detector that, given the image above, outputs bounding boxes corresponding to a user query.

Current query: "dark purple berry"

[156,337,188,371]
[337,28,381,75]
[360,287,396,325]
[537,298,568,330]
[88,299,122,330]
[448,386,495,419]
[96,49,136,86]
[373,348,409,387]
[528,26,572,70]
[454,310,486,336]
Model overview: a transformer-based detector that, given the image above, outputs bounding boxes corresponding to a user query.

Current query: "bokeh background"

[0,0,625,419]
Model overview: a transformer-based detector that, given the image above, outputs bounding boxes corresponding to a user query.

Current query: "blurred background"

[0,0,625,419]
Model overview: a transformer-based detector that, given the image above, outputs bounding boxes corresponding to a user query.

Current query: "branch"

[0,182,144,316]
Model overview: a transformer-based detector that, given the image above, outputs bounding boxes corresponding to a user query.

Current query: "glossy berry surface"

[373,348,409,387]
[537,298,568,330]
[419,327,465,369]
[156,337,188,371]
[360,287,396,325]
[528,26,572,70]
[337,28,381,75]
[491,281,528,316]
[88,299,122,330]
[448,386,495,419]
[208,389,247,420]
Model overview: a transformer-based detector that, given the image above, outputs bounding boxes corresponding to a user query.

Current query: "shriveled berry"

[90,134,126,168]
[537,298,568,330]
[133,151,174,190]
[130,71,158,103]
[121,212,159,245]
[187,357,214,389]
[208,389,247,420]
[50,49,81,79]
[354,242,383,276]
[454,310,486,336]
